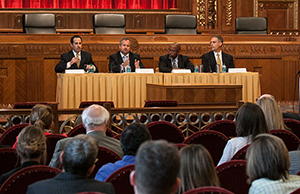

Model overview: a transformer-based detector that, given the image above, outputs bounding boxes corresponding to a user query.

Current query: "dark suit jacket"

[201,51,234,72]
[26,172,115,194]
[159,54,195,73]
[55,50,99,73]
[108,51,144,73]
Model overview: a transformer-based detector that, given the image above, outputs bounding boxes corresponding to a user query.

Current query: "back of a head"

[17,125,47,164]
[178,144,219,193]
[30,104,53,131]
[81,104,109,131]
[62,134,98,176]
[256,94,285,130]
[135,140,180,194]
[236,102,270,139]
[246,134,290,183]
[120,123,151,155]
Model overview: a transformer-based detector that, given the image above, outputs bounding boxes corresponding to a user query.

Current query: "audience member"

[202,35,234,72]
[256,94,290,130]
[49,105,123,168]
[27,134,115,194]
[108,37,144,73]
[12,104,62,149]
[159,42,194,73]
[130,140,180,194]
[95,123,151,181]
[246,134,300,194]
[55,35,98,73]
[0,125,46,187]
[177,144,219,194]
[218,102,270,165]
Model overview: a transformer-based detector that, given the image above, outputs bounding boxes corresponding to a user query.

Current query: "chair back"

[93,14,125,34]
[23,13,56,34]
[105,164,135,194]
[182,186,234,194]
[146,121,185,143]
[175,143,188,150]
[235,17,267,34]
[216,160,250,194]
[203,120,236,138]
[284,119,300,139]
[0,165,61,194]
[0,123,29,147]
[79,101,115,108]
[183,130,228,166]
[89,146,122,179]
[165,14,197,34]
[231,144,250,160]
[67,123,86,137]
[144,100,178,107]
[291,188,300,194]
[0,148,20,176]
[45,134,67,165]
[270,129,300,151]
[113,134,121,140]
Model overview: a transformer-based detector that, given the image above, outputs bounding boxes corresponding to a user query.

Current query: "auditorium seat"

[0,123,29,147]
[165,15,197,34]
[23,13,56,34]
[93,14,125,34]
[231,144,250,160]
[79,101,115,108]
[203,120,236,138]
[235,17,267,34]
[182,186,234,194]
[270,129,300,151]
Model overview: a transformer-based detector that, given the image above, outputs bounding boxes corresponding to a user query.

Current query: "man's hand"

[122,58,130,67]
[134,59,140,69]
[70,56,80,65]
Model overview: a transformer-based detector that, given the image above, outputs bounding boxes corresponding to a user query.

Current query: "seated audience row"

[54,35,235,73]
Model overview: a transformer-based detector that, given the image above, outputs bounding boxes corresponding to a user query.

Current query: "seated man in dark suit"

[130,140,180,194]
[49,104,123,168]
[27,134,115,194]
[202,35,234,72]
[108,37,144,73]
[159,42,194,73]
[55,35,99,73]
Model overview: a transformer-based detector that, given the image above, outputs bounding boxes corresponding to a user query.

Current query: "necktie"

[216,54,221,72]
[172,59,177,68]
[76,53,80,68]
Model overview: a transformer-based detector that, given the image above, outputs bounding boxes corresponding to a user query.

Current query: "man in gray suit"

[49,104,123,168]
[27,135,115,194]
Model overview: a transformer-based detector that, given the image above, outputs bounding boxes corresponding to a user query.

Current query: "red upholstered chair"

[182,186,234,194]
[45,134,67,165]
[183,131,228,166]
[291,188,300,194]
[89,146,122,179]
[13,102,48,109]
[0,123,29,147]
[146,121,185,143]
[231,144,250,160]
[105,164,135,194]
[216,160,250,194]
[79,101,115,108]
[0,165,61,194]
[113,134,121,140]
[284,119,300,139]
[67,123,86,137]
[143,100,178,107]
[0,148,21,176]
[175,143,188,150]
[203,120,236,138]
[270,129,300,151]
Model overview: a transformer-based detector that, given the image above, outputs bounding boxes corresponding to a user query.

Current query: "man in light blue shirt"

[95,123,151,181]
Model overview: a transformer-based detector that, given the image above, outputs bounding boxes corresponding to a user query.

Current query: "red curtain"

[0,0,176,8]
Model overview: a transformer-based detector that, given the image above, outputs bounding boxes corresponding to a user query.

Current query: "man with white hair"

[49,105,123,168]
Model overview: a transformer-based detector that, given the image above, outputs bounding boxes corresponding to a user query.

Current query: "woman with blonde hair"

[177,144,220,194]
[256,94,289,130]
[0,125,47,187]
[246,134,300,194]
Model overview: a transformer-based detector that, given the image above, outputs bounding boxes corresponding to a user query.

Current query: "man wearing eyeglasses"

[159,42,194,73]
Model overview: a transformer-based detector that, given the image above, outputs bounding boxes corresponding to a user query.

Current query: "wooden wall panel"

[44,59,58,102]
